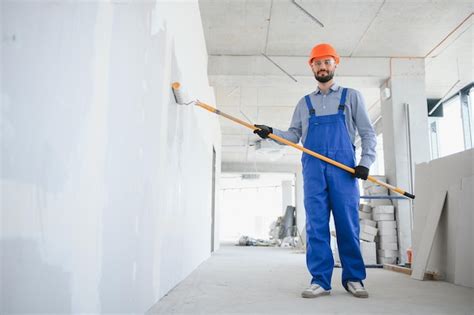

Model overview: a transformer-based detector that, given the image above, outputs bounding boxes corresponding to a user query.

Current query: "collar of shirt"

[314,83,340,95]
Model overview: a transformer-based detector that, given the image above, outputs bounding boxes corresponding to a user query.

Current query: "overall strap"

[338,88,348,112]
[305,95,315,116]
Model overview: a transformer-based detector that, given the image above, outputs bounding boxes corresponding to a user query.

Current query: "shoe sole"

[301,291,331,298]
[345,285,369,298]
[350,291,369,298]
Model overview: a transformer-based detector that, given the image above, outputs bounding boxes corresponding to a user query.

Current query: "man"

[253,43,376,298]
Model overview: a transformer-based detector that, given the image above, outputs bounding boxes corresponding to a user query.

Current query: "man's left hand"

[353,165,369,180]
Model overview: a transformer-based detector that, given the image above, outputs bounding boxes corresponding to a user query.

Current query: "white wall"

[1,1,220,313]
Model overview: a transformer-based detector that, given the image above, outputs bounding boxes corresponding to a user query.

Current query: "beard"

[314,70,335,83]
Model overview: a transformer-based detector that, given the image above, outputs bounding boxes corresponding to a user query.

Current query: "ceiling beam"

[222,162,300,173]
[209,55,391,77]
[209,75,386,88]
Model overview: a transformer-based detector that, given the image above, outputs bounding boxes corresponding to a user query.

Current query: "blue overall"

[302,88,366,290]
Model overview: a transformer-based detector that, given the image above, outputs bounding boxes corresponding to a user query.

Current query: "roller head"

[171,82,188,105]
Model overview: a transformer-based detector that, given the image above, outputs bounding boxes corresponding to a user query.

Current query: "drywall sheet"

[453,176,474,288]
[413,149,473,287]
[411,190,446,280]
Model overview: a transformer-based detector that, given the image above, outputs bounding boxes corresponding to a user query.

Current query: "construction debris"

[237,236,276,247]
[237,206,301,248]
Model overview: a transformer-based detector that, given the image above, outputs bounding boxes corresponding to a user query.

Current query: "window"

[468,87,474,144]
[429,121,439,159]
[430,83,474,160]
[436,96,465,157]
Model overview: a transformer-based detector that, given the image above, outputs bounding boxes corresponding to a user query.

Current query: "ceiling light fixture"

[255,139,285,161]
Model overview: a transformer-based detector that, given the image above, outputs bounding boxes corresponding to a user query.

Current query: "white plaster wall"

[1,0,221,313]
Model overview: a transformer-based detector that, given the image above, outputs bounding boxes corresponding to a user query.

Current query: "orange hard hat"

[308,43,340,65]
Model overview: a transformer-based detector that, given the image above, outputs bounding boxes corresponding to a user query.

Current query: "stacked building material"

[358,203,377,264]
[360,240,377,265]
[362,176,399,265]
[359,203,377,242]
[373,205,398,264]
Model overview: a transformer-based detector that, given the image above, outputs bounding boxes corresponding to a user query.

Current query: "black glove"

[353,165,369,180]
[253,124,273,139]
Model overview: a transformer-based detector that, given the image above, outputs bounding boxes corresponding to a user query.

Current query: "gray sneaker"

[301,284,331,298]
[346,281,369,298]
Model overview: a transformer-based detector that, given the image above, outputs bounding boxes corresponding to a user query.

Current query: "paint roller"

[171,82,194,105]
[170,82,415,199]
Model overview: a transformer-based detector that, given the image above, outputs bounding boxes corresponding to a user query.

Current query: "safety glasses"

[312,59,336,67]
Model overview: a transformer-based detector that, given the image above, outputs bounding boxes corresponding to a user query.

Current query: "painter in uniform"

[253,43,376,298]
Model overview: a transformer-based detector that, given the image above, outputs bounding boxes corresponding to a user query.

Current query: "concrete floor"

[148,243,473,314]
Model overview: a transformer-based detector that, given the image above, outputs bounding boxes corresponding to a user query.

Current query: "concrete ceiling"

[198,0,473,166]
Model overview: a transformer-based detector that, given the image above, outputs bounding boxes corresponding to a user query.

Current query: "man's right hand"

[253,124,273,139]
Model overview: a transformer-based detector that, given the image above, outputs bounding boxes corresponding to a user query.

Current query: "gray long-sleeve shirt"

[272,83,377,168]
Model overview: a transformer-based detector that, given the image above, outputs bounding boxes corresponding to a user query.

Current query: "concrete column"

[281,180,294,214]
[380,58,431,263]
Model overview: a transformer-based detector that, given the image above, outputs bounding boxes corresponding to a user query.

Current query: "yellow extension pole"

[195,100,415,199]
